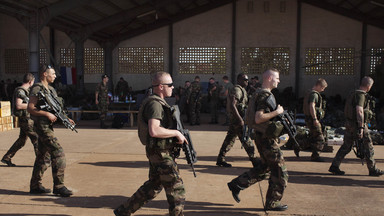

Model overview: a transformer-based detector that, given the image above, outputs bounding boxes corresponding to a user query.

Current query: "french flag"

[60,67,77,85]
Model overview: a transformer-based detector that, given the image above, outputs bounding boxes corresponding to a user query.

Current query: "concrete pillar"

[29,10,40,80]
[75,39,85,95]
[104,42,114,93]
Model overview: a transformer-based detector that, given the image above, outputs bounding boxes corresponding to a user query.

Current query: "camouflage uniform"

[29,83,67,191]
[188,81,201,125]
[2,87,39,162]
[115,94,185,216]
[217,85,256,164]
[228,91,288,209]
[208,82,220,123]
[331,90,378,172]
[303,90,325,159]
[115,79,129,102]
[96,82,109,122]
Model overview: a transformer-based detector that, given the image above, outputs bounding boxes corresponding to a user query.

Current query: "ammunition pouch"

[254,121,284,138]
[364,109,373,123]
[316,108,325,120]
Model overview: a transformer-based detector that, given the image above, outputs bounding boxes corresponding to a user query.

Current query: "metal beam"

[231,0,236,84]
[39,0,93,29]
[110,0,234,44]
[295,0,302,99]
[79,0,178,39]
[360,22,367,79]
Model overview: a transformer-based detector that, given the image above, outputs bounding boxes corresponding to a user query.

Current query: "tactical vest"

[12,87,29,118]
[227,84,248,117]
[344,90,370,122]
[137,95,176,148]
[303,90,324,119]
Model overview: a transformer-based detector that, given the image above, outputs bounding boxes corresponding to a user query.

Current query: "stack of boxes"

[0,101,13,132]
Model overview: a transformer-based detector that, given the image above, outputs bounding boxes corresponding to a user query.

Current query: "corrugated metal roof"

[0,0,383,45]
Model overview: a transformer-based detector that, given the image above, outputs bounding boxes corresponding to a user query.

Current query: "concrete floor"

[0,117,384,216]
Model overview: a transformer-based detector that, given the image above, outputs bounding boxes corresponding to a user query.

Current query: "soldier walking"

[95,74,109,128]
[329,76,384,176]
[302,78,328,162]
[28,65,74,197]
[216,74,256,167]
[227,69,289,211]
[114,71,187,216]
[2,73,39,166]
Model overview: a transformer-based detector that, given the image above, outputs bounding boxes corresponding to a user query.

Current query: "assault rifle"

[38,91,78,133]
[266,95,301,157]
[352,138,368,165]
[173,105,197,177]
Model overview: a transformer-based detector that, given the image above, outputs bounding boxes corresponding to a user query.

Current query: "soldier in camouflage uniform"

[1,73,38,166]
[228,69,289,211]
[216,74,256,167]
[114,71,187,216]
[95,74,109,128]
[303,78,328,162]
[115,77,129,102]
[329,76,384,176]
[208,77,220,124]
[187,76,201,125]
[27,65,74,197]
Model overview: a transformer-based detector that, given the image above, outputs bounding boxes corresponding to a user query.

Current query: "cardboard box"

[0,101,11,117]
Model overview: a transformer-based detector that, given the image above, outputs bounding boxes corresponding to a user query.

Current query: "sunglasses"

[47,64,53,69]
[152,83,174,87]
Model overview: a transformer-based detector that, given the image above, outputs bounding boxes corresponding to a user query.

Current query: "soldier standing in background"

[208,77,219,124]
[114,71,187,216]
[95,74,109,129]
[2,73,38,166]
[115,77,129,102]
[188,76,201,125]
[302,78,328,162]
[216,73,256,167]
[28,65,73,197]
[227,69,289,211]
[329,76,384,176]
[220,75,234,126]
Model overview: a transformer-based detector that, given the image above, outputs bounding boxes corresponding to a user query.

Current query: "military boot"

[114,205,131,216]
[369,168,384,176]
[227,181,242,203]
[310,152,325,162]
[1,158,16,167]
[329,165,345,175]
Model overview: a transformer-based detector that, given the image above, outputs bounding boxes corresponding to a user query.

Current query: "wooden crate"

[0,101,11,117]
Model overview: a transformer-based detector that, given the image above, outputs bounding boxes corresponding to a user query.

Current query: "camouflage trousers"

[116,145,186,216]
[2,118,38,161]
[331,121,376,171]
[229,133,288,208]
[305,117,325,157]
[217,123,256,163]
[209,99,219,123]
[189,101,201,125]
[30,119,66,190]
[98,102,108,121]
